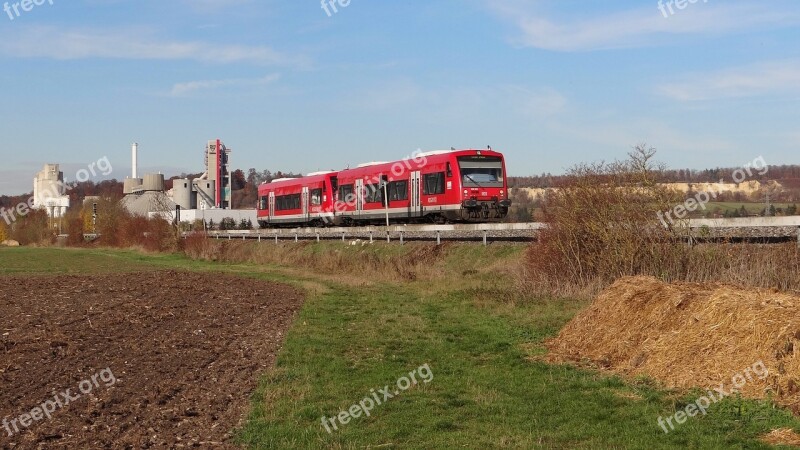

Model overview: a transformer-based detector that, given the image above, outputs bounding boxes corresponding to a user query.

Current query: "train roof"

[340,149,504,174]
[259,172,336,189]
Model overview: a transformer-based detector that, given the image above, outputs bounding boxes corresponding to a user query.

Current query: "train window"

[388,180,408,201]
[338,184,354,202]
[275,194,301,211]
[458,156,504,187]
[365,184,384,203]
[423,172,445,195]
[259,196,268,210]
[310,189,322,206]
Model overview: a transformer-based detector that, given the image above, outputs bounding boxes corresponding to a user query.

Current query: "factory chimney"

[132,142,138,179]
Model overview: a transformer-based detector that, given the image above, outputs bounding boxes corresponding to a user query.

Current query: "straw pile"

[762,428,800,446]
[547,276,800,411]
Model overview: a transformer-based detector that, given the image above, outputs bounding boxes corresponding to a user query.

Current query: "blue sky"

[1,0,799,194]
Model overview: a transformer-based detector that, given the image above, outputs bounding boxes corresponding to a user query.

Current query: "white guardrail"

[202,222,544,245]
[685,216,800,228]
[197,218,800,245]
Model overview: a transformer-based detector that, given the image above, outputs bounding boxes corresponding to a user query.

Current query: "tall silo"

[142,173,165,192]
[123,178,142,194]
[195,180,216,210]
[172,179,194,210]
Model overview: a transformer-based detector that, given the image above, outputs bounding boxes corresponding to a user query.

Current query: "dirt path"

[0,270,304,449]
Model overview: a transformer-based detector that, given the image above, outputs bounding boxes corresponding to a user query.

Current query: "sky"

[1,0,799,194]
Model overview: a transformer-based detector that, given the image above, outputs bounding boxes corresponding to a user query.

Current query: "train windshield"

[458,156,504,187]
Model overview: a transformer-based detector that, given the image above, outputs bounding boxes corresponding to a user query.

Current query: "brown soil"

[0,271,304,449]
[546,276,800,412]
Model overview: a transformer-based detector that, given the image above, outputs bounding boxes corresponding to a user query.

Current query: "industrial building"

[121,140,253,224]
[121,143,175,216]
[33,164,70,218]
[171,139,233,211]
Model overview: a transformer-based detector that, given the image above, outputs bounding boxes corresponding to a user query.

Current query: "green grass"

[703,202,797,217]
[2,246,800,449]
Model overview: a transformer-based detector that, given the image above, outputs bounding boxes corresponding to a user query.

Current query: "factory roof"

[120,191,176,217]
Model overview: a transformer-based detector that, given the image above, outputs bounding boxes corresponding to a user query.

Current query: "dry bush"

[523,145,684,297]
[183,232,220,260]
[143,217,179,252]
[9,209,53,246]
[64,209,86,247]
[95,197,129,247]
[522,145,800,298]
[87,197,179,252]
[679,243,800,291]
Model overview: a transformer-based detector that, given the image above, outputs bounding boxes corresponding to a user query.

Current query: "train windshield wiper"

[464,173,484,188]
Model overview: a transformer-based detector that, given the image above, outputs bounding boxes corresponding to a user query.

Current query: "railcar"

[256,148,511,227]
[256,171,338,228]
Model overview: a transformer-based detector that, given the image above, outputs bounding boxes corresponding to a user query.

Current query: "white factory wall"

[150,209,258,225]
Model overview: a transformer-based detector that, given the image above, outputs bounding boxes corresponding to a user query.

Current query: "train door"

[268,192,275,223]
[410,171,421,218]
[355,179,364,219]
[302,186,310,222]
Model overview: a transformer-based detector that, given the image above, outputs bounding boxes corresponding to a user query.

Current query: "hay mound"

[547,276,800,411]
[762,428,800,446]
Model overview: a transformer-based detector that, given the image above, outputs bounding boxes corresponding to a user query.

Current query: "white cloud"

[170,73,280,96]
[0,26,306,66]
[181,0,254,13]
[486,1,800,52]
[503,85,567,118]
[658,60,800,101]
[344,80,567,119]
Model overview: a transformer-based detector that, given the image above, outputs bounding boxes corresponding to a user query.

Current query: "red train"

[256,148,511,227]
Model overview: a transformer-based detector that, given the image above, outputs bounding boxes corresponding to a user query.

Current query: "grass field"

[703,202,797,217]
[1,246,799,449]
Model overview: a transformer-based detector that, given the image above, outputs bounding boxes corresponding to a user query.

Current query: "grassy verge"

[1,246,799,448]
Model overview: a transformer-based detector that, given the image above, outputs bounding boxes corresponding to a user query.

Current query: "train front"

[452,150,511,221]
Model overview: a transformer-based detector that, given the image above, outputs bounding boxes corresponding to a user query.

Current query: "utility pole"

[765,191,771,217]
[382,176,390,227]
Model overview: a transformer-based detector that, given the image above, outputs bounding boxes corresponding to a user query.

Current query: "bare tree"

[628,143,664,186]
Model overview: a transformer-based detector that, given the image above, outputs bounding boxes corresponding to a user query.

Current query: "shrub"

[10,209,52,245]
[522,145,800,298]
[524,145,685,296]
